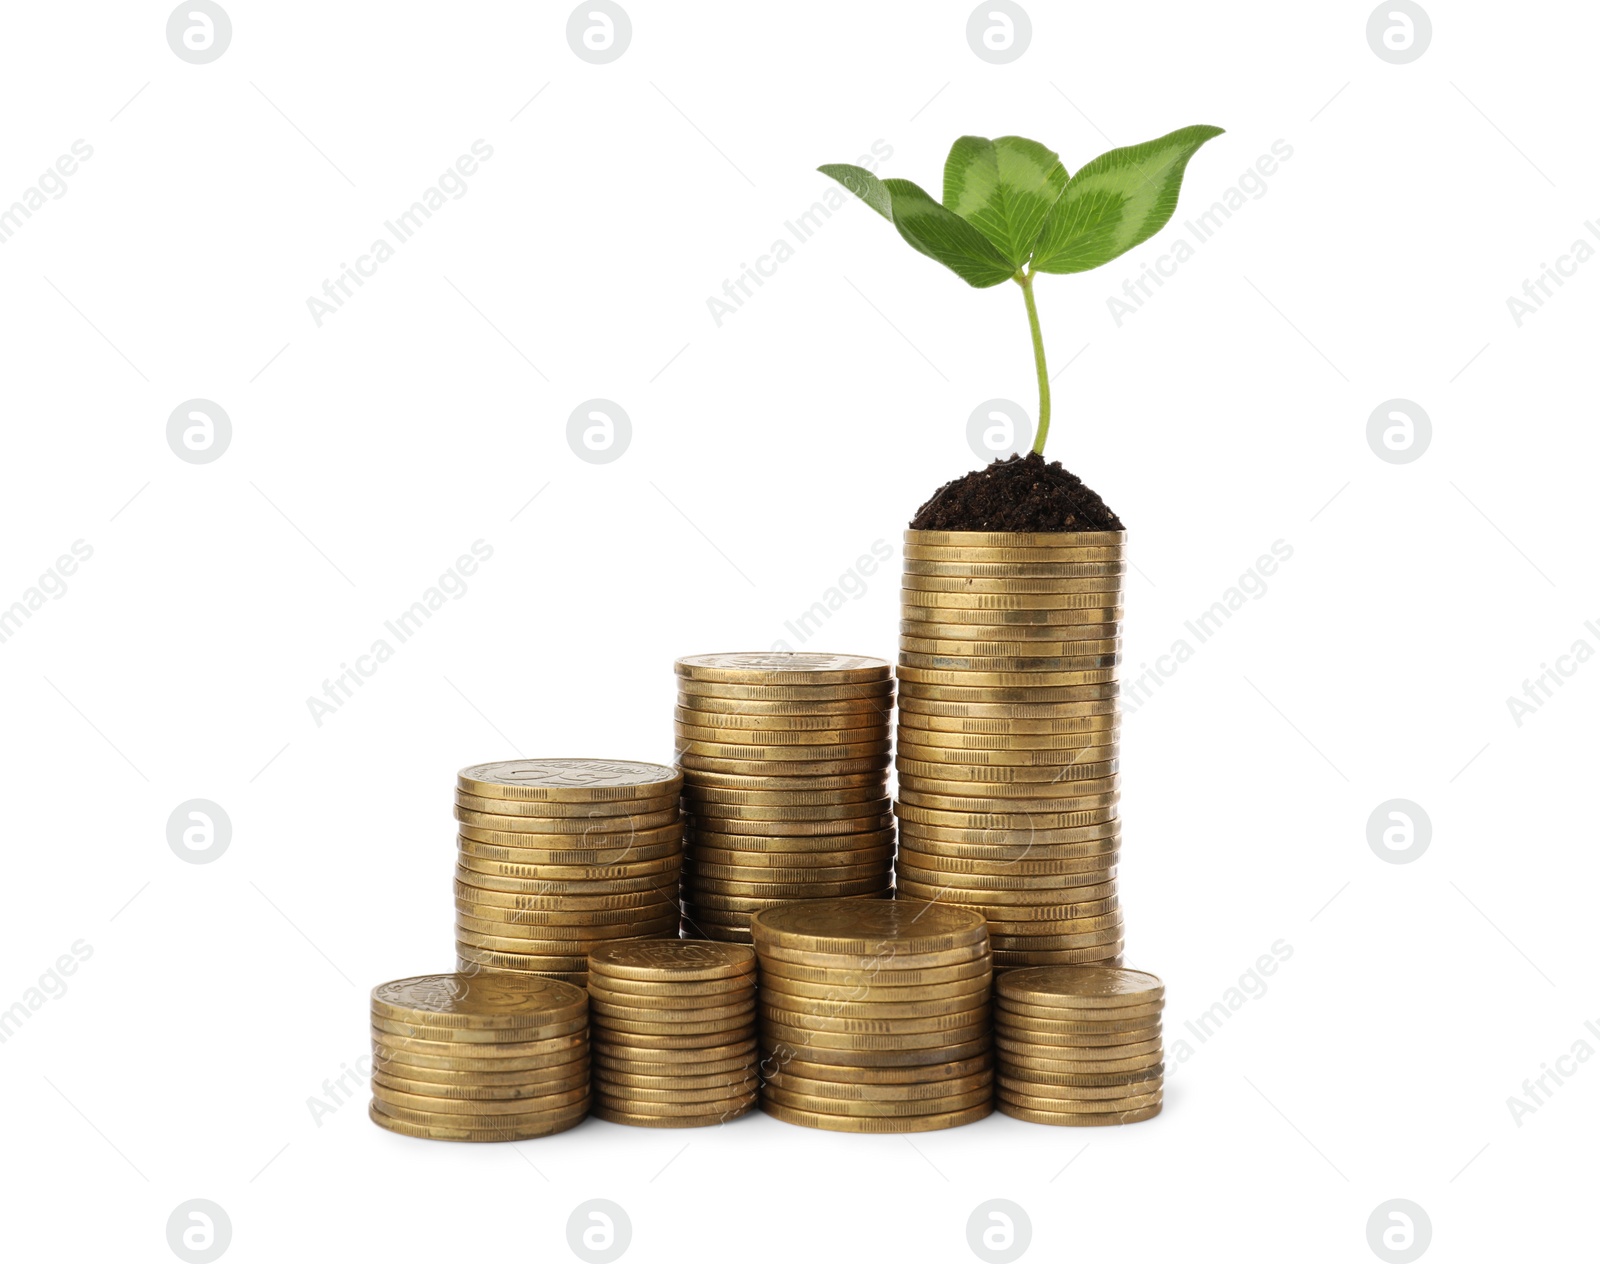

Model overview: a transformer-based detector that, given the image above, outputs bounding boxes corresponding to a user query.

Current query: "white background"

[1,1,1595,1260]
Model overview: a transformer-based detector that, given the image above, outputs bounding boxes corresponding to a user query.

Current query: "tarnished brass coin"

[456,858,680,887]
[897,667,1117,688]
[898,762,1118,786]
[372,1081,589,1116]
[594,1025,757,1052]
[761,1034,991,1069]
[680,767,885,792]
[677,694,892,718]
[999,1085,1161,1112]
[900,652,1120,675]
[762,1002,988,1033]
[374,1035,587,1072]
[455,903,677,933]
[590,1103,755,1127]
[371,1017,587,1049]
[454,882,677,912]
[455,853,681,882]
[987,929,1125,952]
[587,993,755,1023]
[453,945,591,972]
[676,723,890,749]
[997,998,1161,1025]
[755,937,986,972]
[690,844,894,870]
[762,1052,993,1085]
[896,854,1115,881]
[686,884,891,911]
[676,653,891,685]
[997,966,1164,1009]
[687,827,895,852]
[996,1100,1161,1127]
[763,1083,992,1117]
[757,953,991,989]
[996,1022,1159,1048]
[682,796,893,821]
[678,678,893,701]
[592,1012,756,1038]
[679,753,892,777]
[684,783,887,806]
[594,1040,757,1070]
[900,588,1122,611]
[899,711,1118,735]
[896,820,1119,848]
[458,759,680,803]
[901,574,1124,594]
[761,1099,992,1132]
[750,898,987,955]
[455,807,682,836]
[897,734,1120,760]
[995,1042,1161,1073]
[372,1065,589,1101]
[587,938,753,982]
[675,707,887,734]
[454,790,679,818]
[899,696,1117,718]
[895,803,1118,830]
[685,859,888,884]
[760,974,989,1007]
[455,920,680,953]
[686,812,894,837]
[676,737,893,762]
[992,947,1123,968]
[368,1099,586,1142]
[762,1069,992,1102]
[596,1083,759,1108]
[594,1064,755,1090]
[894,872,1118,901]
[371,972,586,1030]
[898,792,1119,817]
[900,637,1122,661]
[999,1068,1161,1094]
[759,1022,987,1052]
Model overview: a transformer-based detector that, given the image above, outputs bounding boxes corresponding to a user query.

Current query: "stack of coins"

[994,965,1163,1125]
[895,531,1125,969]
[586,939,759,1126]
[368,972,590,1142]
[674,654,895,942]
[751,899,994,1132]
[454,760,684,986]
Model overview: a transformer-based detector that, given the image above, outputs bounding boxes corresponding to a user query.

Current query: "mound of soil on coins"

[910,452,1123,532]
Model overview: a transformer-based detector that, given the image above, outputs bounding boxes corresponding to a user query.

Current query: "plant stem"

[1016,269,1050,455]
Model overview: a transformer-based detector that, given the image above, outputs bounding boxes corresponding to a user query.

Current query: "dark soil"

[910,452,1123,532]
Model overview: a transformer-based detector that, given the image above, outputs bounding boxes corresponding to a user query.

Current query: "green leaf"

[942,136,1068,268]
[880,178,1017,288]
[819,164,1015,288]
[1031,125,1224,274]
[817,163,892,220]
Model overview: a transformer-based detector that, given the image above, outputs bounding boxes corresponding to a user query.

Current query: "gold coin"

[686,882,889,908]
[456,832,680,862]
[675,653,891,685]
[588,996,756,1023]
[987,929,1125,953]
[750,898,987,955]
[900,625,1121,649]
[900,707,1117,732]
[594,1026,757,1052]
[996,1100,1161,1127]
[998,966,1164,1008]
[457,759,680,803]
[454,907,677,938]
[762,998,988,1028]
[454,790,679,818]
[999,1085,1161,1112]
[995,1041,1161,1073]
[372,1080,589,1115]
[455,922,679,954]
[898,761,1117,786]
[686,811,894,835]
[903,559,1126,579]
[762,1051,993,1084]
[898,684,1118,707]
[897,819,1119,847]
[899,653,1120,676]
[760,973,990,1007]
[371,972,587,1030]
[900,588,1122,611]
[677,694,893,719]
[455,806,682,834]
[680,767,886,791]
[596,1083,759,1108]
[901,640,1122,665]
[762,1068,991,1102]
[589,1103,756,1128]
[995,1020,1159,1047]
[997,997,1161,1024]
[674,707,887,735]
[761,1099,991,1132]
[897,667,1117,688]
[588,988,755,1017]
[757,953,991,990]
[687,827,895,850]
[899,697,1117,720]
[455,854,681,882]
[591,1011,756,1038]
[453,945,591,971]
[898,795,1119,820]
[895,804,1118,830]
[372,1012,587,1045]
[593,1069,756,1097]
[895,870,1118,899]
[587,938,752,981]
[904,530,1126,549]
[372,1065,589,1101]
[678,678,894,701]
[896,852,1116,879]
[676,723,893,748]
[998,1073,1160,1099]
[374,1038,587,1074]
[454,882,678,912]
[682,797,893,821]
[679,753,892,777]
[685,858,888,883]
[903,545,1124,564]
[902,599,1121,623]
[594,1041,758,1071]
[676,736,893,761]
[755,937,986,972]
[762,1034,992,1069]
[684,784,888,806]
[999,1062,1163,1088]
[763,1083,992,1117]
[897,733,1118,760]
[455,840,683,870]
[690,844,894,869]
[368,1099,586,1142]
[759,1021,987,1051]
[993,947,1123,969]
[902,575,1124,595]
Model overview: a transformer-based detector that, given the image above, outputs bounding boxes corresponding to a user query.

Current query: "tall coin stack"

[895,530,1126,969]
[751,899,994,1132]
[994,966,1163,1125]
[368,972,590,1142]
[674,654,895,942]
[586,939,759,1127]
[454,759,684,986]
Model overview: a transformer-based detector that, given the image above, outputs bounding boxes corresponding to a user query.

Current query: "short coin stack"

[674,654,895,942]
[751,899,994,1132]
[368,972,590,1142]
[895,530,1126,969]
[454,759,684,986]
[994,965,1163,1125]
[587,939,759,1126]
